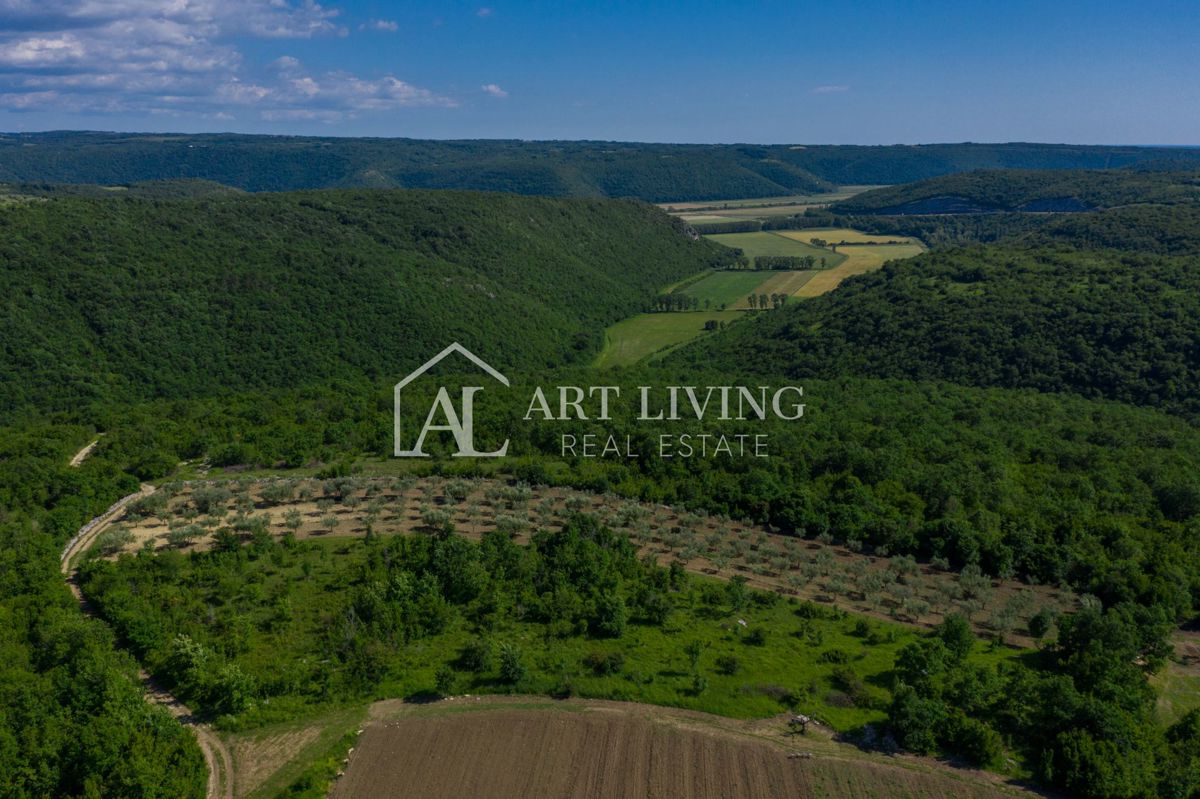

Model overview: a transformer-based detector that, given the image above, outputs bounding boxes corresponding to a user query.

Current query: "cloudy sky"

[0,0,1197,143]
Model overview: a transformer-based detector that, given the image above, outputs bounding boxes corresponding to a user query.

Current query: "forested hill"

[0,178,243,200]
[831,168,1200,214]
[3,133,1200,200]
[668,246,1200,417]
[0,133,834,201]
[0,189,733,418]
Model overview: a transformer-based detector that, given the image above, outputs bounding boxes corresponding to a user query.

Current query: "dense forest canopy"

[668,246,1200,418]
[2,133,1199,200]
[831,168,1200,214]
[0,188,733,420]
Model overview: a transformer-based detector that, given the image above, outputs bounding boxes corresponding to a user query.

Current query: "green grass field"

[706,231,847,268]
[680,270,817,310]
[681,271,776,308]
[595,310,741,368]
[1152,661,1200,725]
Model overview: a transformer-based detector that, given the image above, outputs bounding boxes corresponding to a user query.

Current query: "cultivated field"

[678,270,816,310]
[776,231,925,298]
[787,227,920,245]
[681,271,774,307]
[332,697,1034,799]
[706,231,846,267]
[594,310,741,367]
[95,476,1076,643]
[661,187,878,215]
[749,270,819,298]
[595,225,921,367]
[682,204,825,222]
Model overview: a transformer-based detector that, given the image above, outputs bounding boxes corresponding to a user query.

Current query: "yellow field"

[789,241,925,298]
[658,187,880,213]
[779,228,919,245]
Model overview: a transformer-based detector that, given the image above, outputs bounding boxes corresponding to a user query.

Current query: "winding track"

[68,435,102,467]
[59,472,234,799]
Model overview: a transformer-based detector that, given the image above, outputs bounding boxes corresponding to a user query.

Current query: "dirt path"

[68,435,102,467]
[60,484,234,799]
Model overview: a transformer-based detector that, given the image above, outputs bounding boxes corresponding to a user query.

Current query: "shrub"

[583,650,625,676]
[434,665,456,696]
[498,643,527,685]
[818,648,851,664]
[458,638,492,673]
[95,526,134,555]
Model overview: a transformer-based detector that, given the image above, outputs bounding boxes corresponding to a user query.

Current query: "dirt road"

[60,483,234,799]
[68,435,102,467]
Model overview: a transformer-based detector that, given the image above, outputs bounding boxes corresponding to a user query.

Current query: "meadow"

[706,231,846,266]
[683,270,810,308]
[594,310,742,367]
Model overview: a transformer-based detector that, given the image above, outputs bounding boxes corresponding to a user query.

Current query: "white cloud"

[480,83,507,98]
[361,19,398,32]
[476,7,494,18]
[0,1,451,120]
[811,85,850,94]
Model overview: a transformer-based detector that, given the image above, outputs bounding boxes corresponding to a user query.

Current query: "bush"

[818,648,851,664]
[591,593,628,638]
[944,712,1004,768]
[583,650,625,676]
[434,665,456,696]
[498,643,527,685]
[458,638,492,673]
[715,654,740,676]
[889,685,946,755]
[95,526,134,555]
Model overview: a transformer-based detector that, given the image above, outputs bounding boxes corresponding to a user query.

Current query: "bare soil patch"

[332,697,1034,799]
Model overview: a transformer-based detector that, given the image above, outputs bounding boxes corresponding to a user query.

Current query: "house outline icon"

[393,342,510,457]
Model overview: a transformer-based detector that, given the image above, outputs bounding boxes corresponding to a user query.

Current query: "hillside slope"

[831,169,1200,214]
[4,134,1200,200]
[0,133,833,201]
[0,189,733,417]
[667,246,1200,417]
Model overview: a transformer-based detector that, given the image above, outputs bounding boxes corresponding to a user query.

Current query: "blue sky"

[0,0,1197,144]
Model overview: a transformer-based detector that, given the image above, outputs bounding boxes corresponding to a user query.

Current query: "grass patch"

[1152,662,1200,725]
[594,310,742,367]
[706,231,845,267]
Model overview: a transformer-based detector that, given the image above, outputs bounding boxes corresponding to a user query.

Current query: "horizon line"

[2,129,1199,150]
